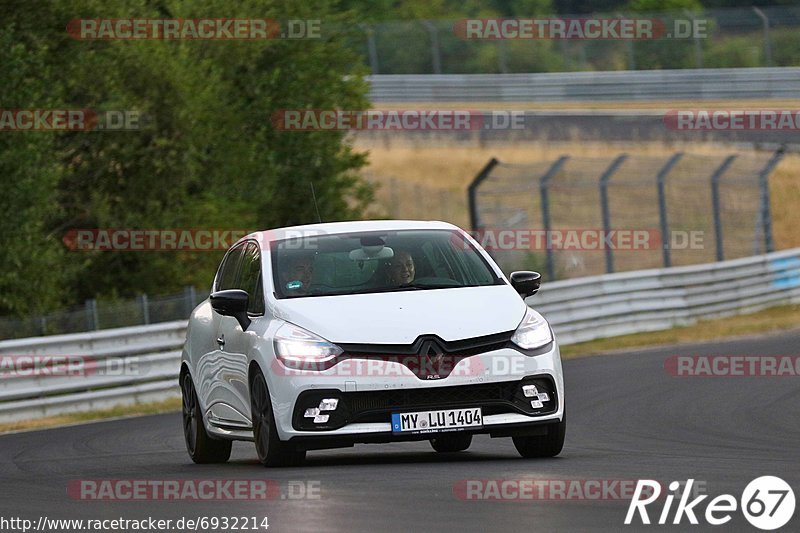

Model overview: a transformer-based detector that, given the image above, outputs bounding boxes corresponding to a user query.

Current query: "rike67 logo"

[626,477,795,530]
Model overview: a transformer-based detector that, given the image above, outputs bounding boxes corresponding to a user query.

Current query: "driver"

[389,249,415,285]
[279,255,314,294]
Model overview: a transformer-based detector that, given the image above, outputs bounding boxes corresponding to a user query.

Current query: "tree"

[0,5,70,315]
[2,0,375,313]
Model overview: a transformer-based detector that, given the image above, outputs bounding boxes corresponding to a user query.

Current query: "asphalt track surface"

[1,329,798,532]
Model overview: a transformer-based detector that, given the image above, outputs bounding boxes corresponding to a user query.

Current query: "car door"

[214,241,264,426]
[199,242,247,425]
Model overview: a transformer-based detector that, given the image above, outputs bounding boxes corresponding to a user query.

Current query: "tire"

[250,371,306,467]
[181,372,232,464]
[430,433,472,453]
[512,412,566,459]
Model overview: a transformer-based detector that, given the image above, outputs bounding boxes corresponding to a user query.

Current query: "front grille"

[336,331,515,380]
[346,381,516,412]
[292,376,557,431]
[338,330,514,357]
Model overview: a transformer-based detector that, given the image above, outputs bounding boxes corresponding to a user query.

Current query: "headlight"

[274,322,342,369]
[510,308,553,350]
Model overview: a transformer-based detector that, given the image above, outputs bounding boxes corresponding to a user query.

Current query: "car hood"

[271,285,527,344]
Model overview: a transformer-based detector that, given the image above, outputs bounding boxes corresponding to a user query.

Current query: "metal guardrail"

[1,248,798,423]
[0,321,186,422]
[367,67,800,102]
[532,248,800,345]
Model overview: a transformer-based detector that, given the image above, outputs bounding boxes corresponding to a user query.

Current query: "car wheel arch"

[248,360,265,388]
[180,363,211,425]
[179,362,191,381]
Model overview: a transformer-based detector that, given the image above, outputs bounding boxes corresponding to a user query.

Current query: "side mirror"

[509,271,541,298]
[210,289,251,330]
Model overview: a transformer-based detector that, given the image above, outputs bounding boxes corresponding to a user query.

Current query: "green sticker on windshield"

[286,280,303,290]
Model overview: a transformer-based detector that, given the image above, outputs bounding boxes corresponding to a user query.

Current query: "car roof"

[236,220,461,250]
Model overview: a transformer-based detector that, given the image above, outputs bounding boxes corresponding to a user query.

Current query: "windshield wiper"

[356,282,468,293]
[342,285,423,295]
[284,283,473,298]
[397,282,465,290]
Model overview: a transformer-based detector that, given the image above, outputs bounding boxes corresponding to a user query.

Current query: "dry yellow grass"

[358,139,800,250]
[771,157,800,250]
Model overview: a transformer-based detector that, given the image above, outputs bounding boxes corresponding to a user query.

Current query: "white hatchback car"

[180,220,565,466]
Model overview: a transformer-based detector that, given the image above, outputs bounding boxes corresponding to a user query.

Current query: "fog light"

[304,408,320,418]
[319,398,339,411]
[313,414,329,423]
[522,385,539,398]
[531,400,543,409]
[537,392,549,402]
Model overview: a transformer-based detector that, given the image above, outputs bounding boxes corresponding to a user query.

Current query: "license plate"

[391,407,483,434]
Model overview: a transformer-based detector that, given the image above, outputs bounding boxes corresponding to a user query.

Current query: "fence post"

[625,41,636,70]
[757,147,785,254]
[709,155,737,262]
[656,153,684,268]
[539,156,570,281]
[139,294,150,325]
[558,39,569,70]
[752,7,772,67]
[38,316,47,336]
[440,189,449,221]
[618,14,636,70]
[184,286,197,317]
[467,158,499,232]
[577,41,588,70]
[684,10,704,68]
[360,24,379,74]
[389,178,399,218]
[598,154,628,274]
[497,40,509,73]
[421,21,442,74]
[85,299,98,331]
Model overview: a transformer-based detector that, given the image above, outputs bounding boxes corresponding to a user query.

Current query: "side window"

[239,242,265,315]
[216,243,246,291]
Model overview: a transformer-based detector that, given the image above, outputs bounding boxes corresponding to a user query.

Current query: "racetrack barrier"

[0,248,798,422]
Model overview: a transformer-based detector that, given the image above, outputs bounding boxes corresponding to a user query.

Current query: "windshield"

[271,229,503,299]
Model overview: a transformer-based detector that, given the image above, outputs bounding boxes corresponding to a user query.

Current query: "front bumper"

[266,342,564,442]
[288,416,560,451]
